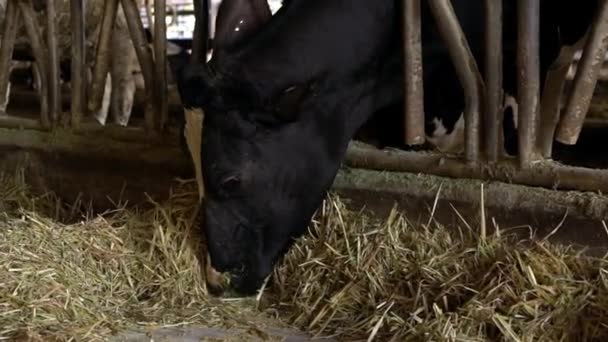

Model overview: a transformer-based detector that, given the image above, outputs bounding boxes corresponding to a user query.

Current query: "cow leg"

[504,94,518,129]
[426,113,466,154]
[109,25,136,127]
[109,59,135,127]
[31,62,41,92]
[93,72,112,126]
[0,81,10,113]
[0,61,17,113]
[502,94,519,156]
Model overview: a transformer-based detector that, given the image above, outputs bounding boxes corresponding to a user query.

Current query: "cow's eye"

[218,175,241,195]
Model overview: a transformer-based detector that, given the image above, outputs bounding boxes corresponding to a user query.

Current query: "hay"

[0,173,286,341]
[264,194,608,341]
[1,171,608,341]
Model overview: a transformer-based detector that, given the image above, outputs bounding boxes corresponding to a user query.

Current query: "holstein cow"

[169,0,598,295]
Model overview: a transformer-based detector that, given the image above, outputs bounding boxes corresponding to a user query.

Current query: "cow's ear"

[169,53,223,109]
[214,0,272,52]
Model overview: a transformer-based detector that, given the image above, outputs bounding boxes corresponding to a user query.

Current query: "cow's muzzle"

[205,253,228,296]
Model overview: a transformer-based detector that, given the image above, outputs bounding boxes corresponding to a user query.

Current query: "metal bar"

[516,0,541,168]
[401,0,425,146]
[191,0,209,63]
[47,0,61,126]
[89,0,119,115]
[145,0,154,37]
[484,0,503,162]
[427,0,484,164]
[344,144,608,196]
[18,0,50,128]
[0,0,19,114]
[70,0,86,130]
[121,0,157,132]
[0,115,44,130]
[538,46,579,158]
[155,0,168,129]
[556,0,608,145]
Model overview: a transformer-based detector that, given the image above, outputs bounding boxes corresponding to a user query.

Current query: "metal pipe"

[18,0,50,128]
[70,0,86,130]
[401,0,425,146]
[46,0,60,126]
[484,0,503,162]
[0,0,19,114]
[538,46,579,158]
[516,0,541,168]
[0,115,44,130]
[155,0,168,129]
[556,0,608,145]
[145,0,154,38]
[121,0,157,132]
[191,0,209,63]
[427,0,484,164]
[344,144,608,196]
[89,0,118,115]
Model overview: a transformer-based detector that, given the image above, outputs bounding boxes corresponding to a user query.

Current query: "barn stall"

[1,0,608,341]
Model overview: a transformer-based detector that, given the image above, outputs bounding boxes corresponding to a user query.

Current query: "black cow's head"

[170,0,401,296]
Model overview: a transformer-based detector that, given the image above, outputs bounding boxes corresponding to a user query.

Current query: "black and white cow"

[169,0,598,295]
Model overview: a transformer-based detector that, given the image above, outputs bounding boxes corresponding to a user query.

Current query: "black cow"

[170,0,598,295]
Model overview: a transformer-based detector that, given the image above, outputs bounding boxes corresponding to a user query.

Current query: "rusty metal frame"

[427,0,484,165]
[89,0,119,118]
[192,0,210,64]
[70,0,86,129]
[46,0,60,126]
[516,0,541,168]
[556,0,608,146]
[0,0,19,115]
[484,0,503,162]
[155,0,168,129]
[121,0,157,132]
[0,0,606,196]
[401,0,425,146]
[19,0,50,128]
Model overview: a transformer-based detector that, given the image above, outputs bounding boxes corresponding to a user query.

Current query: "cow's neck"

[303,52,404,161]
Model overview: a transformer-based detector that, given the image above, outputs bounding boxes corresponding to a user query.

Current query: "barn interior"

[1,0,608,341]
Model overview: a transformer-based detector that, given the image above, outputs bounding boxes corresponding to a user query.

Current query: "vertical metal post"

[556,0,608,145]
[154,0,168,129]
[516,0,541,168]
[0,0,19,114]
[19,0,50,128]
[538,47,578,158]
[70,0,86,129]
[402,0,425,146]
[121,0,157,132]
[47,0,61,126]
[484,0,503,162]
[427,0,483,164]
[192,0,209,63]
[89,0,119,116]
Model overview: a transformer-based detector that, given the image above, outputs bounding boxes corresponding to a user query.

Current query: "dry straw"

[264,192,608,341]
[0,171,608,341]
[0,172,285,341]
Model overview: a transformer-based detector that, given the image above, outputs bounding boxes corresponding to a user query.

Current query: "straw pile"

[1,170,608,341]
[0,172,286,341]
[266,195,608,341]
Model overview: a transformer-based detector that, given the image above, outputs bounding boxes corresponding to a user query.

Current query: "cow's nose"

[205,253,228,296]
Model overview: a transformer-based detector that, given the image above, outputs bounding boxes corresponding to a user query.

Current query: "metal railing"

[0,0,607,194]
